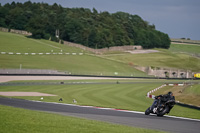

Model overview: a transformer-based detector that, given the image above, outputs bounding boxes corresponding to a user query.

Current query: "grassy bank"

[169,43,200,55]
[0,54,147,76]
[1,31,200,75]
[100,49,200,72]
[0,31,82,53]
[0,31,147,76]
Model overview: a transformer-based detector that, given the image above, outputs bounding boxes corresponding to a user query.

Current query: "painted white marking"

[30,100,200,122]
[39,53,43,55]
[8,52,13,55]
[46,53,50,55]
[65,53,70,55]
[24,53,29,55]
[72,53,76,55]
[165,115,200,122]
[16,53,21,55]
[1,52,6,54]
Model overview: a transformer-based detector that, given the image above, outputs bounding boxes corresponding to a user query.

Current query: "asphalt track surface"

[0,97,200,133]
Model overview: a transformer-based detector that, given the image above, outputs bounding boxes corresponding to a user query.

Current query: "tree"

[0,2,171,49]
[0,7,8,27]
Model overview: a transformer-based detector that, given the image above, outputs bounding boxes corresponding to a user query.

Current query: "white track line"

[31,100,200,122]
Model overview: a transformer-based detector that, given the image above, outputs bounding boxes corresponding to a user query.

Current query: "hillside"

[169,43,200,55]
[0,31,147,77]
[0,1,170,49]
[99,46,200,72]
[0,31,199,76]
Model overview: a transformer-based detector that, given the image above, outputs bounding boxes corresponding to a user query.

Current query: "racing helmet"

[168,91,173,96]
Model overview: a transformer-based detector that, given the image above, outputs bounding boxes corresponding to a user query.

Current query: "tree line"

[0,1,171,49]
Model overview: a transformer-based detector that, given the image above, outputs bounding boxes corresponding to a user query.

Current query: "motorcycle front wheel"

[145,107,151,115]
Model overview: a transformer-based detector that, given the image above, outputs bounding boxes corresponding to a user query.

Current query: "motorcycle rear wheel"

[157,106,169,117]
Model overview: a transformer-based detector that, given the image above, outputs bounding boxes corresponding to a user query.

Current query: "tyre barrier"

[176,102,200,110]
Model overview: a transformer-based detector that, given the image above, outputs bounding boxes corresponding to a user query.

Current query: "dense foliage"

[0,1,170,49]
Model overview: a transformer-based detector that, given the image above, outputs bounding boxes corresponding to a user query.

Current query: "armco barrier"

[176,102,200,110]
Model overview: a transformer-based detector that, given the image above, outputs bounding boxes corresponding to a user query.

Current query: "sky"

[0,0,200,40]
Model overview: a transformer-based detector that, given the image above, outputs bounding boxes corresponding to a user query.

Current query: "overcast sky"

[1,0,200,40]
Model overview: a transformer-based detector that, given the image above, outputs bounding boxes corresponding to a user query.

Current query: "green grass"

[184,84,200,94]
[0,31,147,76]
[1,79,200,119]
[0,31,83,53]
[0,105,164,133]
[0,83,157,111]
[0,54,146,76]
[169,43,200,55]
[101,49,200,72]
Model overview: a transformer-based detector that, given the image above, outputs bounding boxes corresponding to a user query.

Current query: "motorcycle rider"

[151,91,175,113]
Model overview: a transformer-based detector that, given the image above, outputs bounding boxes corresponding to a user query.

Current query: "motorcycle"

[145,96,175,117]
